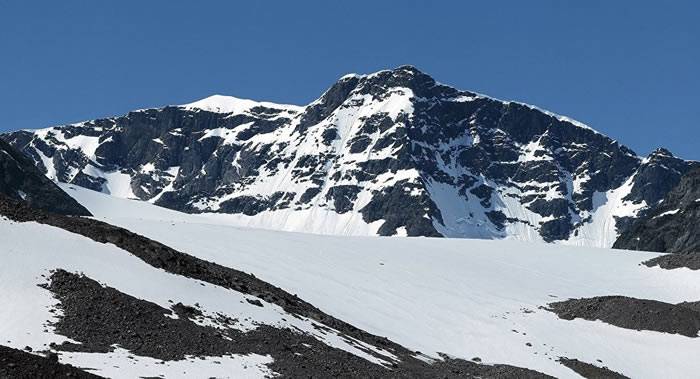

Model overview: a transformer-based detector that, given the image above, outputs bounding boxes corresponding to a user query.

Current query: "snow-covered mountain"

[4,66,697,245]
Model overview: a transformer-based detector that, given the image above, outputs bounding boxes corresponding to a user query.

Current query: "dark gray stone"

[614,167,700,258]
[547,296,700,337]
[0,138,90,216]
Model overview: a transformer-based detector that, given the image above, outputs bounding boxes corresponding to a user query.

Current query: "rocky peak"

[355,65,468,101]
[648,147,675,159]
[643,147,687,168]
[623,147,698,208]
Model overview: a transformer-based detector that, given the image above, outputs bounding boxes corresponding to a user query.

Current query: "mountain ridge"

[3,65,697,245]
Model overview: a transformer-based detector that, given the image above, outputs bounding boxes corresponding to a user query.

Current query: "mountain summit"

[3,66,697,244]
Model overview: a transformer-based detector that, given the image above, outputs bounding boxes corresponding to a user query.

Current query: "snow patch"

[182,95,302,114]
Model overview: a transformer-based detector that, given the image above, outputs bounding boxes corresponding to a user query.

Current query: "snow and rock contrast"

[0,137,90,216]
[615,167,700,267]
[0,111,699,377]
[4,66,697,244]
[49,184,700,379]
[0,193,553,378]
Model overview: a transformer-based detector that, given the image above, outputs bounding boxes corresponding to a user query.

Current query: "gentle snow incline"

[64,184,700,379]
[0,208,398,377]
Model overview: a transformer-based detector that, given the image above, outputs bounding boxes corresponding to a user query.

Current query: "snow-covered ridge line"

[182,66,603,135]
[16,95,303,131]
[180,94,304,114]
[357,66,603,134]
[19,67,600,136]
[505,100,599,133]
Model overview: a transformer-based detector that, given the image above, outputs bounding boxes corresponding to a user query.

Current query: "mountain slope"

[614,167,700,255]
[4,66,696,244]
[56,183,700,379]
[1,194,552,378]
[0,137,90,215]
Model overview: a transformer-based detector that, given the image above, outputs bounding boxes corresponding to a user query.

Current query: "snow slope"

[0,212,399,377]
[63,184,700,379]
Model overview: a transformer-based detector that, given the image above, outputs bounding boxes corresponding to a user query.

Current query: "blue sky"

[1,1,698,159]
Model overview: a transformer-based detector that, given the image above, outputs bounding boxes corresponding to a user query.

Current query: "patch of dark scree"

[546,296,700,337]
[643,251,700,270]
[0,344,102,378]
[557,357,629,379]
[46,269,552,378]
[0,197,552,377]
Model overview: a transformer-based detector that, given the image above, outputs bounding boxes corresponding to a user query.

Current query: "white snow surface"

[181,94,303,114]
[654,209,680,218]
[564,175,648,248]
[0,204,398,377]
[59,184,700,379]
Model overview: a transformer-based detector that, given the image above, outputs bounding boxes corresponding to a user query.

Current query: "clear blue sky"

[1,1,698,159]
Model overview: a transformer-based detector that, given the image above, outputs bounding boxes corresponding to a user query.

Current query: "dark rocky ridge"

[643,251,700,271]
[4,66,696,242]
[614,167,700,256]
[45,269,552,378]
[0,344,102,379]
[547,296,700,337]
[0,195,551,378]
[46,269,396,377]
[557,357,629,379]
[0,138,90,216]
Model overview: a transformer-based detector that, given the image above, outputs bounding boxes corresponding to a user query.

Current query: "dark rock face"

[3,66,694,243]
[326,185,362,213]
[0,138,90,216]
[547,296,700,337]
[557,357,630,379]
[614,167,700,255]
[624,148,692,206]
[361,180,442,237]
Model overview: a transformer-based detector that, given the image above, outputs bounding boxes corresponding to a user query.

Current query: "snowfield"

[57,184,700,379]
[0,211,399,377]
